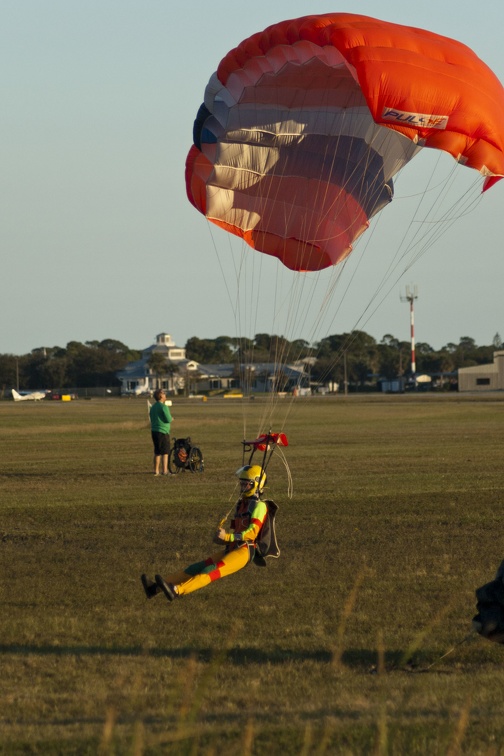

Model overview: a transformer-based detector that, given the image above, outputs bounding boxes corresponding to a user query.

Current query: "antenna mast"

[400,285,418,376]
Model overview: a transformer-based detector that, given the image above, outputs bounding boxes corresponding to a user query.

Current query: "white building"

[117,333,196,395]
[117,333,309,396]
[458,351,504,392]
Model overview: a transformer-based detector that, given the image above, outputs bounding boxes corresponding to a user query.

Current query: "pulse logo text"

[382,107,448,130]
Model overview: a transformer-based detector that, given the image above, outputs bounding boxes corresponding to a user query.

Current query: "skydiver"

[141,464,277,602]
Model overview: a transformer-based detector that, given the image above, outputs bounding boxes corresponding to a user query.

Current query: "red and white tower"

[401,285,418,376]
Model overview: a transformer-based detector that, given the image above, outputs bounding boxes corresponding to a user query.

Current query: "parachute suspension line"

[206,219,259,441]
[349,129,423,293]
[206,217,272,441]
[235,140,476,419]
[302,109,375,326]
[294,147,485,391]
[235,85,294,426]
[241,139,300,432]
[249,282,280,438]
[336,148,480,326]
[273,266,347,429]
[253,105,377,425]
[272,122,398,374]
[398,175,482,274]
[263,124,394,397]
[406,630,477,673]
[212,136,269,437]
[393,154,480,263]
[229,246,312,441]
[242,83,394,427]
[239,243,269,441]
[311,158,420,348]
[353,161,482,329]
[253,238,348,430]
[393,156,461,271]
[267,273,319,431]
[209,76,478,420]
[245,111,393,427]
[227,79,321,432]
[205,220,240,326]
[274,444,294,499]
[218,75,317,438]
[304,132,395,339]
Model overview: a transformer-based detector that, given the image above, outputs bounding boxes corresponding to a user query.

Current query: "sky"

[2,0,504,356]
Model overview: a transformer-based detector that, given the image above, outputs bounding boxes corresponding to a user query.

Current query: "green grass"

[1,394,504,754]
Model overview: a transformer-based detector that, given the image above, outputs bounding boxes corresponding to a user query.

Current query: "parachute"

[185,13,504,272]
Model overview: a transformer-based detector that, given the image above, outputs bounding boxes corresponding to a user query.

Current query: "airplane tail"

[11,389,23,401]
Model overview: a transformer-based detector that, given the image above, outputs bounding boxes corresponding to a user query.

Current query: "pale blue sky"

[2,1,504,355]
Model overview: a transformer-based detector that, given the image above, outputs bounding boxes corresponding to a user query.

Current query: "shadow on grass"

[0,643,405,668]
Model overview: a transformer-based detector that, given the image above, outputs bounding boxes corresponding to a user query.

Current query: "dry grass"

[1,394,504,754]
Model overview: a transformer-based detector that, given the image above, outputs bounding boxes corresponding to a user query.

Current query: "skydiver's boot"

[141,574,159,599]
[155,574,179,602]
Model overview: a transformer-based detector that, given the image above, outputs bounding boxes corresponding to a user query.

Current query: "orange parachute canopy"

[186,13,504,272]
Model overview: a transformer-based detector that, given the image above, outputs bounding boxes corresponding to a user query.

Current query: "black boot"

[155,574,178,602]
[141,574,159,599]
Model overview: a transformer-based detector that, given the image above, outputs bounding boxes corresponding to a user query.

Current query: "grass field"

[1,393,504,754]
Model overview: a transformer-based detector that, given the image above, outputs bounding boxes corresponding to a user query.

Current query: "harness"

[227,495,280,566]
[226,497,255,559]
[230,497,256,533]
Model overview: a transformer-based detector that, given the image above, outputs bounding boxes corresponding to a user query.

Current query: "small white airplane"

[12,388,47,402]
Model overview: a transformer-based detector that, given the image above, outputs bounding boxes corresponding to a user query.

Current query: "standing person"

[141,465,275,600]
[149,389,172,476]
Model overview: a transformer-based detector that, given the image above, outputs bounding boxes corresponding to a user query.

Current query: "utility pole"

[400,285,418,376]
[343,351,348,395]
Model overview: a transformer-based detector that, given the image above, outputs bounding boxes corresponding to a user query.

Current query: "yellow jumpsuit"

[163,495,267,596]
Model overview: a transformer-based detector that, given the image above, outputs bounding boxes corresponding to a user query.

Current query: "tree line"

[186,332,504,388]
[1,332,502,392]
[0,340,141,392]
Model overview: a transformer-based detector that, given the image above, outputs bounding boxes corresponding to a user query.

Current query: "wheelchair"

[168,437,204,474]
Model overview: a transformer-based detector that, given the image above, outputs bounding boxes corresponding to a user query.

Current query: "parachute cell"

[186,13,504,272]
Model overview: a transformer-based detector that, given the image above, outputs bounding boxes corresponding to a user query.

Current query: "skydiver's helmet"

[236,465,266,498]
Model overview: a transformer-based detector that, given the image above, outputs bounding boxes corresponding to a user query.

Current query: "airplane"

[12,388,47,402]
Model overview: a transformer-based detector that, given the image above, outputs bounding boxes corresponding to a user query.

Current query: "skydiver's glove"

[213,527,227,545]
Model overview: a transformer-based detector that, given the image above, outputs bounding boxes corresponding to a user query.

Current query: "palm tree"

[147,352,167,391]
[165,362,180,394]
[185,368,203,396]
